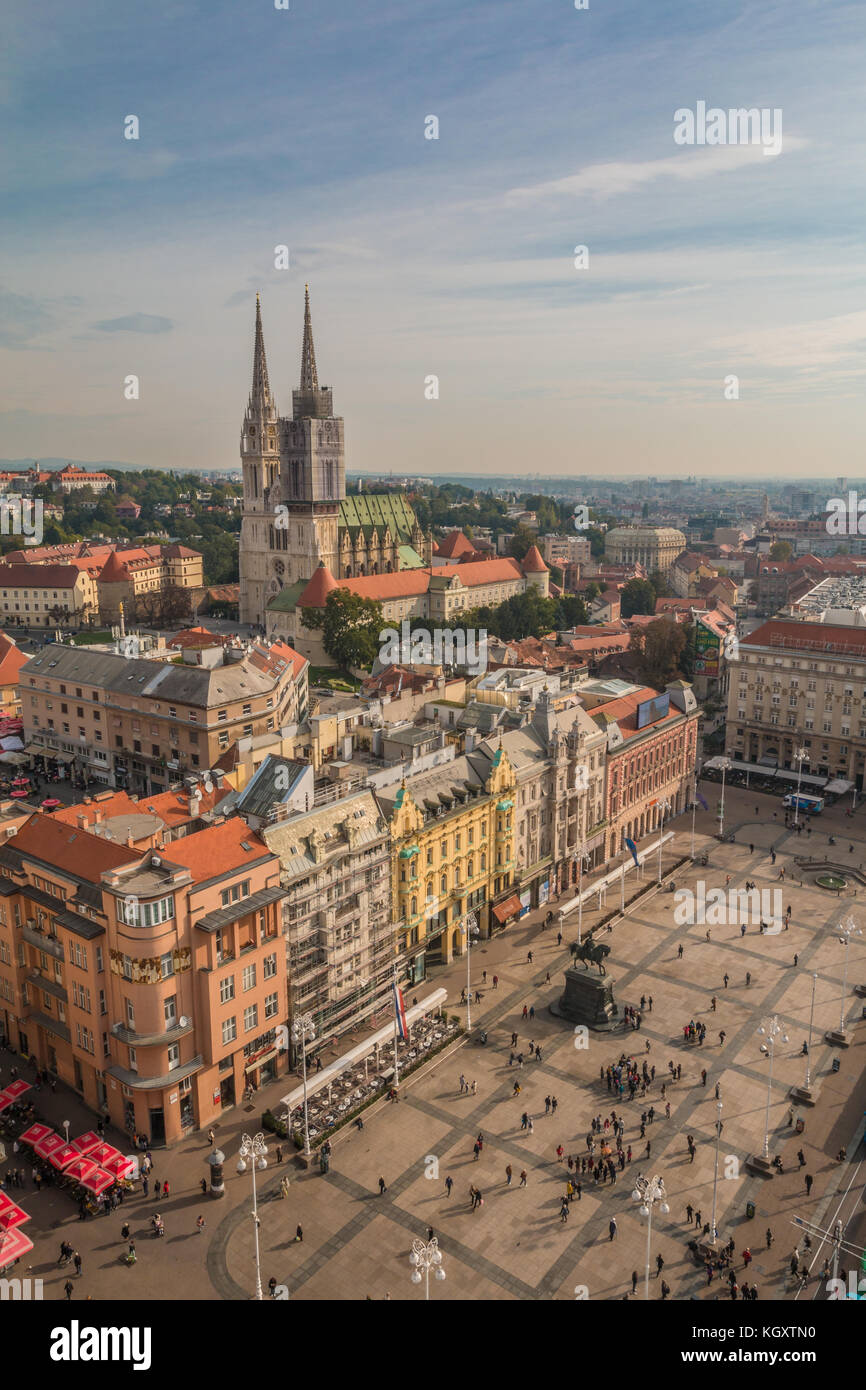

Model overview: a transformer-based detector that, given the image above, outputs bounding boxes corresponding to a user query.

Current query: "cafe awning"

[491,893,522,925]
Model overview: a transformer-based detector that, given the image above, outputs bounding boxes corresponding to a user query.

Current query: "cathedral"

[239,289,430,626]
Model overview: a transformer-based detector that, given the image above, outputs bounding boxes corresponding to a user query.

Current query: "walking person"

[609,1217,617,1241]
[445,1175,453,1198]
[378,1175,387,1195]
[73,1251,82,1277]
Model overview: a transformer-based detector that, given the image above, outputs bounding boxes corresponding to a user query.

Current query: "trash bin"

[746,1200,755,1220]
[832,1057,841,1074]
[795,1117,805,1135]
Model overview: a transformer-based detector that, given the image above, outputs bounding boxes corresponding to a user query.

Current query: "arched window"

[411,897,417,917]
[441,873,447,894]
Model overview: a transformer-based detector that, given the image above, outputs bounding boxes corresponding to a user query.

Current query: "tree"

[648,570,671,599]
[620,578,657,618]
[301,589,384,671]
[584,582,600,601]
[769,541,793,562]
[628,619,687,689]
[555,593,588,627]
[505,525,537,562]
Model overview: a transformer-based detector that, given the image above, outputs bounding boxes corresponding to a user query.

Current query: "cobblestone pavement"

[5,784,866,1300]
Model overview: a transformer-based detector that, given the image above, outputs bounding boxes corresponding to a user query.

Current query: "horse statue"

[573,939,611,976]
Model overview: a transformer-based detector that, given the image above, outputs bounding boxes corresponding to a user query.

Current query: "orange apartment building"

[20,637,308,794]
[0,812,288,1146]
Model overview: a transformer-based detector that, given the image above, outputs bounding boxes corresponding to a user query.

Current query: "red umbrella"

[80,1168,114,1195]
[102,1153,135,1180]
[87,1142,120,1167]
[33,1133,65,1159]
[0,1204,29,1231]
[72,1131,101,1154]
[11,777,29,787]
[9,790,28,799]
[18,1121,52,1145]
[41,799,60,811]
[49,1143,81,1171]
[0,1094,13,1114]
[4,1079,31,1099]
[0,1227,33,1265]
[64,1157,98,1184]
[0,1192,16,1214]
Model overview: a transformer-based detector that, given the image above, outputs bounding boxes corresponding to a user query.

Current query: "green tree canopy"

[620,578,657,618]
[301,589,384,671]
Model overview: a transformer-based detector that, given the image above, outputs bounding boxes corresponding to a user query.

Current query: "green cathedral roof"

[340,494,417,544]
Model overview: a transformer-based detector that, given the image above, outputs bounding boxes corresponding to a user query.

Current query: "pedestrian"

[268,1277,278,1298]
[200,1178,208,1196]
[142,1176,149,1198]
[723,973,729,988]
[493,975,498,989]
[677,944,684,959]
[661,1280,671,1300]
[522,1005,528,1020]
[207,1128,215,1146]
[519,1170,528,1187]
[506,1165,513,1186]
[73,1251,82,1276]
[609,1217,617,1241]
[154,1180,161,1199]
[766,1228,773,1249]
[196,1215,206,1233]
[711,996,717,1012]
[551,1096,558,1114]
[64,1279,74,1300]
[631,1270,638,1295]
[529,1005,535,1021]
[527,951,533,964]
[656,1253,664,1277]
[701,1068,707,1086]
[163,1181,170,1199]
[471,1079,477,1095]
[686,1203,694,1223]
[746,971,751,986]
[445,1176,453,1197]
[805,1173,813,1196]
[295,1225,303,1243]
[378,1176,387,1195]
[719,1031,726,1046]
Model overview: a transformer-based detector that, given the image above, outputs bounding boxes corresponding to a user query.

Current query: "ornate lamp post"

[656,798,671,885]
[747,1015,788,1175]
[631,1173,669,1301]
[463,912,479,1032]
[576,847,591,945]
[291,1012,316,1159]
[826,915,862,1046]
[409,1235,446,1300]
[237,1132,268,1301]
[716,757,732,838]
[791,971,819,1106]
[792,747,809,828]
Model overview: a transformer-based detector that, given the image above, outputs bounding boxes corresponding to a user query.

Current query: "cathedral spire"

[300,283,319,392]
[251,293,272,407]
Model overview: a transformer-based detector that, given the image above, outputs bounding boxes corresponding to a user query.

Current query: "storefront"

[490,893,522,932]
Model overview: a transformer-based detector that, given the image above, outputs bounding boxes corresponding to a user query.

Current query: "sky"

[2,0,865,479]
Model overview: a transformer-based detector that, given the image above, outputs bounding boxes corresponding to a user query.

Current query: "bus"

[782,793,824,815]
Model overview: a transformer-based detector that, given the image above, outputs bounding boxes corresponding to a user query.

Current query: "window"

[221,1016,237,1045]
[118,895,174,927]
[243,1003,258,1032]
[160,951,175,979]
[125,998,135,1029]
[264,991,279,1019]
[167,1042,180,1071]
[220,881,251,907]
[242,963,257,992]
[220,974,235,1003]
[128,1047,137,1073]
[263,953,277,979]
[164,995,177,1027]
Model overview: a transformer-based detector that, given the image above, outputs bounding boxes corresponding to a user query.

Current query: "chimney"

[126,834,135,848]
[93,809,103,824]
[213,771,225,789]
[77,813,88,830]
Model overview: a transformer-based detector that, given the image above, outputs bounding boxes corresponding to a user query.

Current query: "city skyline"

[3,0,865,477]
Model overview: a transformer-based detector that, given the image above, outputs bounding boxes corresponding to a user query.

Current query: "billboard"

[694,620,720,676]
[636,692,670,729]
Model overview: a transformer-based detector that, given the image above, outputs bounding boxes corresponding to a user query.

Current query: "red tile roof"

[0,564,85,589]
[590,686,680,742]
[98,550,131,583]
[436,530,474,559]
[160,818,273,883]
[743,619,866,656]
[0,633,28,688]
[9,814,141,880]
[521,544,548,574]
[297,557,525,607]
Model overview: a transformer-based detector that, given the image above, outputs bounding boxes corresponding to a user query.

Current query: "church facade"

[239,290,428,626]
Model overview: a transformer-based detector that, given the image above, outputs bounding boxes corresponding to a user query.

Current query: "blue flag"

[695,791,709,811]
[624,837,639,867]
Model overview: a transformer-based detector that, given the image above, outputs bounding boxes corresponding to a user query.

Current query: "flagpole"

[393,967,400,1089]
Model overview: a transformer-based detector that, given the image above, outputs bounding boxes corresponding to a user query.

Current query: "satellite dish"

[179,1015,190,1028]
[152,854,161,867]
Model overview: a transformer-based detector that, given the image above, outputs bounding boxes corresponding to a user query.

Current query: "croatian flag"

[695,791,709,812]
[624,837,640,868]
[393,981,408,1041]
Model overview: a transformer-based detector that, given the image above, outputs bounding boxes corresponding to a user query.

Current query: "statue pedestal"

[550,967,619,1032]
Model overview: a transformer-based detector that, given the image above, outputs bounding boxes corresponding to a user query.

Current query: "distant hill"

[0,459,236,475]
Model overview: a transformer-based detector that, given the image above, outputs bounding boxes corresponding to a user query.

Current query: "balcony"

[20,924,64,959]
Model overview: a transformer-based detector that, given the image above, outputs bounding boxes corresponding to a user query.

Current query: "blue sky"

[2,0,865,477]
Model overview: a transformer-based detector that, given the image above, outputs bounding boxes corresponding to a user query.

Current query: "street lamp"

[792,747,809,829]
[710,1099,723,1246]
[632,1173,669,1300]
[463,912,479,1032]
[291,1012,316,1159]
[656,798,672,885]
[791,972,819,1105]
[756,1015,788,1166]
[576,847,591,945]
[236,1132,268,1301]
[827,915,862,1044]
[716,757,732,838]
[409,1235,446,1300]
